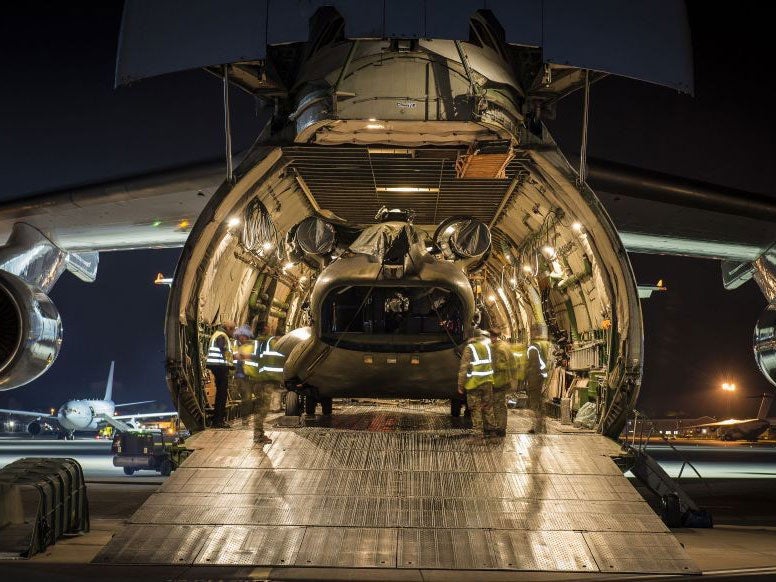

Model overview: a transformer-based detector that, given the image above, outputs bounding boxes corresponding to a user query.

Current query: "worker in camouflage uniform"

[488,325,517,437]
[457,328,495,436]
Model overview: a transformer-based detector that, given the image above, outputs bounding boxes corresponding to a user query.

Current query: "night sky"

[1,2,773,418]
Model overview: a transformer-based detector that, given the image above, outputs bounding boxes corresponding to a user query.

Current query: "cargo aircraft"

[0,2,774,438]
[0,362,177,439]
[688,394,775,441]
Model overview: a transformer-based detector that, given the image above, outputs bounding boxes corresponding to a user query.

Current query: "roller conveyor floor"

[95,402,699,575]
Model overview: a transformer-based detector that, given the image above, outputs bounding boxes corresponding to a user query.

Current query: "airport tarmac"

[2,420,776,580]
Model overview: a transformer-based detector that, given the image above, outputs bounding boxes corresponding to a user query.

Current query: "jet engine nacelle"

[755,304,776,387]
[0,271,63,391]
[27,420,41,436]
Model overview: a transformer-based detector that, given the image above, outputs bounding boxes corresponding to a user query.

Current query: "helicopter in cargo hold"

[274,207,493,416]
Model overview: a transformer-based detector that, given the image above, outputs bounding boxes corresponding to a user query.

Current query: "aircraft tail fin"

[757,393,774,420]
[104,361,115,402]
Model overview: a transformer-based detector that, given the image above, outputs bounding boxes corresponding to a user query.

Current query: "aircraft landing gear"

[304,396,317,416]
[66,432,75,440]
[123,466,135,476]
[285,391,301,416]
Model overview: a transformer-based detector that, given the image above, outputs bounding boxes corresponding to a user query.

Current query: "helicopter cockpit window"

[321,286,464,351]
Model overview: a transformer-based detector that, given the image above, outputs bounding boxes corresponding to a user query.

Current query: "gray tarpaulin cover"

[296,217,336,255]
[451,219,491,258]
[349,223,418,262]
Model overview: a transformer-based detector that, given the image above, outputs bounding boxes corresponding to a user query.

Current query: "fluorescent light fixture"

[375,187,439,193]
[365,123,385,130]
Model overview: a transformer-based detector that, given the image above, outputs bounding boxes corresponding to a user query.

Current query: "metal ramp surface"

[95,403,698,574]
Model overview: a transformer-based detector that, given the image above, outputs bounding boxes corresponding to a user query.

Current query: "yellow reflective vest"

[206,330,234,367]
[464,339,494,390]
[237,340,262,379]
[257,336,285,383]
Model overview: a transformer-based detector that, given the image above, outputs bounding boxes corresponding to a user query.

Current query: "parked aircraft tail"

[756,393,774,420]
[104,361,114,402]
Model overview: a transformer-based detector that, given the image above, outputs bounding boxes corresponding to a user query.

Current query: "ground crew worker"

[233,325,259,416]
[257,323,285,413]
[489,325,516,437]
[250,324,286,444]
[457,328,496,436]
[205,321,235,428]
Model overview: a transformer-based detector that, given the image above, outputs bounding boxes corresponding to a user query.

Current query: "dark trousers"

[208,365,229,425]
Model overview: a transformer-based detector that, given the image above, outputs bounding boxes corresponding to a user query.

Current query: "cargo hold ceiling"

[283,145,528,225]
[116,0,693,94]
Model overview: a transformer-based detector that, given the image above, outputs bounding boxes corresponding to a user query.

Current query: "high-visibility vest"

[257,336,285,383]
[464,339,494,390]
[206,330,233,367]
[237,340,262,379]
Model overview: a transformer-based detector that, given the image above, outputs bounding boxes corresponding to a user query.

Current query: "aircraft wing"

[0,408,57,420]
[1,157,773,263]
[685,419,756,429]
[114,400,156,408]
[113,411,179,420]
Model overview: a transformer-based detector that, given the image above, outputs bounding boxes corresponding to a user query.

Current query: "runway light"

[375,187,439,193]
[227,217,241,227]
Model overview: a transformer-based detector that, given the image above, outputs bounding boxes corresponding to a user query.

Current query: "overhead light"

[444,226,455,235]
[522,264,533,273]
[227,217,241,227]
[375,187,439,193]
[368,118,378,122]
[572,222,583,233]
[504,253,511,263]
[488,294,496,303]
[541,246,557,260]
[365,123,385,130]
[282,262,295,271]
[299,275,308,283]
[509,277,517,286]
[290,328,311,340]
[261,241,273,251]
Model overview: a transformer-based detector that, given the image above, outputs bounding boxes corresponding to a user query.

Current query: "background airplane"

[688,393,775,441]
[0,361,176,439]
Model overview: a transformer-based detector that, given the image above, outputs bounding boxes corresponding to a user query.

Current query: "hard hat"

[234,325,254,338]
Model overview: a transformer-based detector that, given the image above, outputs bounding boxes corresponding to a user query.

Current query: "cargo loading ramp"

[96,403,698,575]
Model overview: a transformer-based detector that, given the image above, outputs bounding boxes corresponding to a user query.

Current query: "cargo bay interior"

[165,141,642,439]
